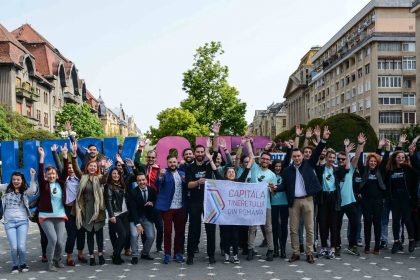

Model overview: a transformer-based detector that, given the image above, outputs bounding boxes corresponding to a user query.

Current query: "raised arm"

[38,147,46,186]
[26,168,38,196]
[351,133,366,168]
[71,142,83,179]
[51,144,63,176]
[282,140,293,169]
[303,127,313,148]
[294,125,303,149]
[59,143,69,181]
[308,126,329,167]
[99,159,112,184]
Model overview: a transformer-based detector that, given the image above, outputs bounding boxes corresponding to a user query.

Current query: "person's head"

[7,172,28,194]
[194,145,205,163]
[115,161,123,172]
[337,151,347,167]
[45,166,59,183]
[147,150,157,166]
[319,148,327,160]
[270,159,282,174]
[215,153,222,168]
[230,152,237,166]
[136,173,147,188]
[259,151,271,169]
[167,155,178,171]
[182,148,194,164]
[84,160,99,175]
[386,151,409,171]
[67,163,75,176]
[365,153,381,170]
[326,151,336,167]
[292,148,304,166]
[87,144,98,158]
[107,167,125,189]
[303,146,313,160]
[224,166,237,181]
[240,154,250,168]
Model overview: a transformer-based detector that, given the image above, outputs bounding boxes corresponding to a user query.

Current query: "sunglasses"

[147,156,156,159]
[338,158,346,161]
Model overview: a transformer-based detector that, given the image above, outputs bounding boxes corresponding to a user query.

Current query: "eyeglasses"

[147,156,155,159]
[338,158,346,161]
[260,157,271,161]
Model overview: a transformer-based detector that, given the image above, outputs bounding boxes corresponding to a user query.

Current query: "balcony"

[63,90,82,104]
[16,87,40,102]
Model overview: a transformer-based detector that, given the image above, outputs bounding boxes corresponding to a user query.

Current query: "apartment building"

[249,102,287,139]
[308,0,417,142]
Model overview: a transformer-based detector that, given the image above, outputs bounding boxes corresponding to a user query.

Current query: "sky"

[1,0,370,133]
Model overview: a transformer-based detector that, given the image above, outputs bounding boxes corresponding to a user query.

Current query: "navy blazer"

[155,169,186,212]
[127,186,156,225]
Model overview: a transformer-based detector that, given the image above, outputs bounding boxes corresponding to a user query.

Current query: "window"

[345,90,351,100]
[378,93,402,105]
[379,130,400,142]
[365,64,370,74]
[351,102,357,113]
[345,76,350,85]
[379,111,402,124]
[357,68,363,78]
[402,93,415,106]
[44,113,49,126]
[44,92,48,104]
[282,119,286,127]
[340,79,344,88]
[53,96,56,106]
[378,42,401,52]
[26,105,31,117]
[351,73,356,82]
[402,42,415,52]
[378,59,402,70]
[403,80,412,88]
[402,57,416,70]
[15,77,21,88]
[358,83,363,94]
[365,47,371,57]
[365,97,371,108]
[378,76,402,88]
[359,101,364,111]
[36,110,41,121]
[365,80,371,91]
[336,96,340,105]
[16,102,22,114]
[352,87,356,97]
[403,112,416,124]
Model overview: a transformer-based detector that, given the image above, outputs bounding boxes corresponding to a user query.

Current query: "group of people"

[1,121,420,274]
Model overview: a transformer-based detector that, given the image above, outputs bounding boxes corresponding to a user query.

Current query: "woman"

[358,141,388,255]
[104,167,129,265]
[37,146,69,272]
[72,142,112,266]
[1,168,37,273]
[385,149,418,253]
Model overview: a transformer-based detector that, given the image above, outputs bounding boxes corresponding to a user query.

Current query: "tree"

[400,124,420,143]
[55,103,104,138]
[146,107,209,145]
[180,41,247,135]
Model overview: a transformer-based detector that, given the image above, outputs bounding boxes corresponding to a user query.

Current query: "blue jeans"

[130,218,155,256]
[5,219,29,267]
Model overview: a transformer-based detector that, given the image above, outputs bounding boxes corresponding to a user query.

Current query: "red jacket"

[146,164,160,192]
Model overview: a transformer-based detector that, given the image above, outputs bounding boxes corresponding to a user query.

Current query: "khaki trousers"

[289,196,314,255]
[248,208,274,250]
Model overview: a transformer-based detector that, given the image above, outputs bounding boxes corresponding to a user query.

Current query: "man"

[155,155,186,264]
[179,148,195,172]
[127,173,156,264]
[277,126,330,264]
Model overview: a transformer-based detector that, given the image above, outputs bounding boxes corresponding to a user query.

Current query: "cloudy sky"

[1,0,370,132]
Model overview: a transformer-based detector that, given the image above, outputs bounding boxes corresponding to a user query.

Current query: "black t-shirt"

[390,168,405,191]
[185,161,213,204]
[352,169,362,197]
[361,170,384,199]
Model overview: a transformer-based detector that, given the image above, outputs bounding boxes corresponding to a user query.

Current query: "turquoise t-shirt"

[340,165,356,206]
[250,163,277,209]
[271,174,288,206]
[39,182,66,219]
[322,166,336,192]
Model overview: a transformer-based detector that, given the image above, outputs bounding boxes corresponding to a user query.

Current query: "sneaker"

[131,257,138,265]
[163,255,171,264]
[112,255,123,265]
[48,263,58,272]
[408,240,416,253]
[357,240,363,247]
[326,250,335,259]
[335,246,341,257]
[98,255,105,265]
[379,240,387,249]
[54,260,65,268]
[246,249,254,261]
[346,246,360,256]
[156,246,163,253]
[186,256,194,265]
[11,266,19,274]
[208,256,216,264]
[19,264,29,272]
[175,253,184,263]
[224,254,230,264]
[319,248,328,258]
[89,257,96,266]
[266,250,274,261]
[232,254,239,264]
[391,241,401,254]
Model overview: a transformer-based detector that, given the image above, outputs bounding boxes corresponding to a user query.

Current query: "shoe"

[156,246,163,252]
[247,249,254,261]
[98,255,105,265]
[112,255,123,265]
[232,254,240,264]
[364,246,370,254]
[335,246,341,257]
[288,254,300,263]
[186,256,194,265]
[19,264,29,272]
[391,241,401,254]
[48,263,58,272]
[326,250,335,259]
[175,253,184,263]
[141,254,154,260]
[379,240,387,249]
[163,255,171,264]
[66,258,75,266]
[357,240,363,247]
[306,254,315,264]
[319,248,328,258]
[273,250,279,258]
[124,249,132,256]
[54,260,64,268]
[11,266,19,274]
[299,244,305,254]
[41,255,48,263]
[266,250,274,261]
[209,256,216,264]
[280,248,286,258]
[372,249,380,255]
[346,246,360,256]
[409,240,416,253]
[131,257,138,265]
[224,253,230,264]
[78,255,88,263]
[89,257,96,266]
[259,239,267,248]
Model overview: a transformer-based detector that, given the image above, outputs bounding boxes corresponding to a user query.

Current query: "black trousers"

[64,205,85,254]
[80,227,104,255]
[361,197,383,250]
[187,203,203,257]
[318,192,339,248]
[271,205,289,251]
[151,208,163,249]
[337,202,358,248]
[239,226,249,251]
[220,225,239,255]
[391,189,414,241]
[108,213,129,257]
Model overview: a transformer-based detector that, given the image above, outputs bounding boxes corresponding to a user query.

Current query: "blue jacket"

[155,169,186,211]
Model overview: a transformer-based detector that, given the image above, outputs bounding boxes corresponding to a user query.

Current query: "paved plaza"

[0,219,419,280]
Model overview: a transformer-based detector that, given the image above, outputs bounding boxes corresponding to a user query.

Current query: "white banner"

[203,179,267,225]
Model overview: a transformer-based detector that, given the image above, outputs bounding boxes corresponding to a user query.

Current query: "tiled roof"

[0,24,33,65]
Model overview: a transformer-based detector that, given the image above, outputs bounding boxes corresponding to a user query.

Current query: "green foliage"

[146,108,209,145]
[400,124,420,143]
[0,106,16,140]
[306,118,324,129]
[180,41,247,135]
[17,129,58,141]
[56,103,104,138]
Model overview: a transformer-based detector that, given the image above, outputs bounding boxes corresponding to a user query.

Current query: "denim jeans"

[5,219,29,267]
[130,218,155,256]
[40,219,66,263]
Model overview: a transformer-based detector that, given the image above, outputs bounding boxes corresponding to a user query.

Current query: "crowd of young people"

[1,121,420,274]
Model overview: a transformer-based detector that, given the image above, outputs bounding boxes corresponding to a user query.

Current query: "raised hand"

[345,142,356,154]
[264,141,273,151]
[115,153,124,164]
[409,143,416,155]
[245,127,253,137]
[104,159,113,169]
[125,158,134,167]
[295,125,303,137]
[211,121,221,135]
[51,144,58,152]
[30,168,36,176]
[343,139,350,147]
[314,125,321,138]
[219,137,227,149]
[322,126,331,140]
[38,147,45,157]
[399,134,408,146]
[71,142,78,155]
[206,137,212,149]
[241,136,247,145]
[378,138,387,149]
[358,133,367,145]
[64,121,72,132]
[61,143,68,158]
[139,138,146,148]
[412,135,420,145]
[305,127,313,139]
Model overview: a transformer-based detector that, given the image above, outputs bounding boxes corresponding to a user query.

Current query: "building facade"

[250,102,287,139]
[308,0,417,142]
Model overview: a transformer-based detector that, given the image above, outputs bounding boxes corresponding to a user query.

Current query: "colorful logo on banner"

[204,181,226,223]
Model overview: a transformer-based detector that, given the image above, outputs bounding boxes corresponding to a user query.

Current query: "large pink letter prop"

[155,136,191,168]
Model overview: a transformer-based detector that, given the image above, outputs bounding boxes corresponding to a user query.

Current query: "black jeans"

[64,206,85,254]
[187,203,203,257]
[337,202,358,248]
[204,223,216,257]
[81,227,104,256]
[361,197,383,250]
[391,189,414,241]
[108,213,129,257]
[318,192,339,248]
[271,205,289,251]
[151,208,163,249]
[220,225,239,255]
[239,226,249,251]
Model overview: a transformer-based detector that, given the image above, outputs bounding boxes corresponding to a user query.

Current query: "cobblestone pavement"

[0,220,419,280]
